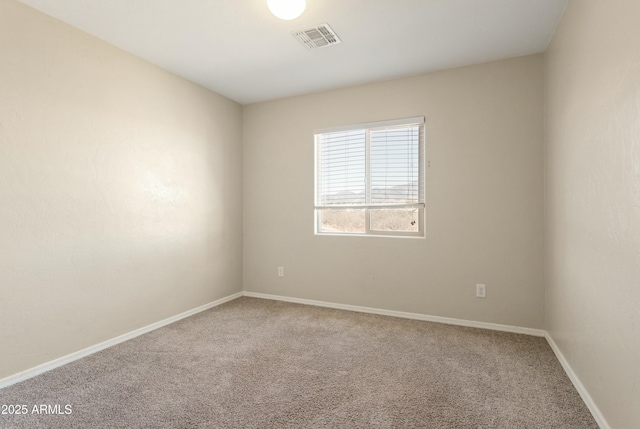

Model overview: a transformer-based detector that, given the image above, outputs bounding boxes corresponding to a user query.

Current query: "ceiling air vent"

[292,23,341,49]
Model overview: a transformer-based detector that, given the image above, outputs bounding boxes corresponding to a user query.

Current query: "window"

[314,117,425,237]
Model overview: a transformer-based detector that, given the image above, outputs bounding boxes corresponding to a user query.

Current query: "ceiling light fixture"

[267,0,306,20]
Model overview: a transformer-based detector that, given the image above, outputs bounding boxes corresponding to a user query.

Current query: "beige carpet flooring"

[0,297,598,428]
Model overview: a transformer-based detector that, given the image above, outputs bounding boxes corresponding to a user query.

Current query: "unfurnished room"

[0,0,638,428]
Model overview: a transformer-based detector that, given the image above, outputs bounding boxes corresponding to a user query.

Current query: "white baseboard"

[0,291,243,389]
[243,291,546,337]
[244,292,610,427]
[0,289,606,429]
[545,333,609,429]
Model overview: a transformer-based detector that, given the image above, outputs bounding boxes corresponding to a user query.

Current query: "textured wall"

[243,55,545,329]
[544,0,640,427]
[0,0,243,379]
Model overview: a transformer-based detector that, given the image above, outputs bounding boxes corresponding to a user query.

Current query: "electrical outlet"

[476,284,486,298]
[278,266,284,277]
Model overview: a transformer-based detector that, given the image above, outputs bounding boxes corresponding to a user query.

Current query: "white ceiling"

[18,0,568,105]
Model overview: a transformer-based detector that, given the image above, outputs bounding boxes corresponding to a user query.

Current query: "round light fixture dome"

[267,0,306,20]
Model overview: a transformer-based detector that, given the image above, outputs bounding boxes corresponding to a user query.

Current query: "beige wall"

[0,0,243,379]
[243,55,545,329]
[544,0,640,427]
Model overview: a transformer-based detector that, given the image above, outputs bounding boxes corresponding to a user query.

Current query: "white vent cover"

[292,23,341,49]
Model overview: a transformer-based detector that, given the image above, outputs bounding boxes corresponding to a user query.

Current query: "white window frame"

[314,117,425,238]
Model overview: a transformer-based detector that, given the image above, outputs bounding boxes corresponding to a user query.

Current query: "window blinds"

[315,117,425,209]
[316,129,366,206]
